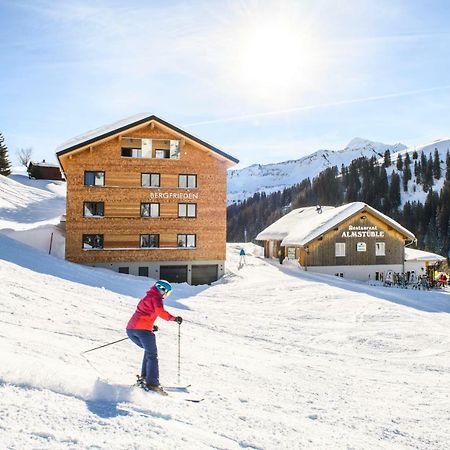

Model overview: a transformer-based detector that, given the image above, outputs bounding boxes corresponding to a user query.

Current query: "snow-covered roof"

[404,248,446,262]
[55,113,238,164]
[256,202,416,246]
[30,161,60,168]
[56,113,150,153]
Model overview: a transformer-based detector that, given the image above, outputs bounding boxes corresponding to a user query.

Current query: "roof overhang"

[56,114,239,173]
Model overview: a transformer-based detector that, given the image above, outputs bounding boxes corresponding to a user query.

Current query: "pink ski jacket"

[126,286,176,330]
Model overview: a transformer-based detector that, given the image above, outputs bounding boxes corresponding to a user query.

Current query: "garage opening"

[191,265,218,285]
[159,265,188,283]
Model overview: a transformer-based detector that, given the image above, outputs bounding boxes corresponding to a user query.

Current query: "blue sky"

[1,0,450,168]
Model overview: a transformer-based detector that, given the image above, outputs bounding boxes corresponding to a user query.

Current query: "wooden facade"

[56,116,237,281]
[300,212,405,268]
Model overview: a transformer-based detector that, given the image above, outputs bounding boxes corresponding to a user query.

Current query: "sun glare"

[226,11,322,103]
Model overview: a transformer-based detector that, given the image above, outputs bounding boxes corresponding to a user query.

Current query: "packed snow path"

[1,237,450,449]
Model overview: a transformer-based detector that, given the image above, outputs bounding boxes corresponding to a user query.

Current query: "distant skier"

[239,248,246,267]
[278,248,284,265]
[126,280,182,395]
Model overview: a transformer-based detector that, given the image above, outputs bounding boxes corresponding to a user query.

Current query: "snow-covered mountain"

[227,138,409,204]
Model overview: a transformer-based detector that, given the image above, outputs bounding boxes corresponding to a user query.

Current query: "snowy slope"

[0,173,66,257]
[228,138,407,204]
[1,234,450,449]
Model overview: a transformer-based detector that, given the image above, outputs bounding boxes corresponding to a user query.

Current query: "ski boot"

[145,384,169,396]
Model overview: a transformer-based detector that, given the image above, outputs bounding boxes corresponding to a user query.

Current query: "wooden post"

[49,232,54,255]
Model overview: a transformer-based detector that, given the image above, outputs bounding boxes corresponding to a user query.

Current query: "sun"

[230,14,321,101]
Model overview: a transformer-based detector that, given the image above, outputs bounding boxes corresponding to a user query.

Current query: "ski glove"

[175,316,183,324]
[153,325,159,332]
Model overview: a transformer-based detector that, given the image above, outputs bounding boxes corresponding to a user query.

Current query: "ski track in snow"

[1,240,450,449]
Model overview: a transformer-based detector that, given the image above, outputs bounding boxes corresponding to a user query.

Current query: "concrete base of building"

[302,264,404,282]
[88,260,225,285]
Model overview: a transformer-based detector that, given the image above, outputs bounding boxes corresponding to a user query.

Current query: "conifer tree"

[378,167,389,212]
[396,154,403,171]
[404,152,411,167]
[403,160,411,192]
[389,173,401,209]
[0,132,11,177]
[412,150,418,160]
[446,150,450,182]
[420,151,427,178]
[425,156,434,190]
[433,148,441,180]
[383,149,391,167]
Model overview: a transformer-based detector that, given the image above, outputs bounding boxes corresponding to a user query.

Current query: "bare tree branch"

[17,147,33,167]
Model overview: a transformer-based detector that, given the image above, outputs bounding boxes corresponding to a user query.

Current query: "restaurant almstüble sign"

[341,225,385,238]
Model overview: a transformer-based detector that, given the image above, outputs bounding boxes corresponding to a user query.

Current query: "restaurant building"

[56,113,238,285]
[256,202,417,281]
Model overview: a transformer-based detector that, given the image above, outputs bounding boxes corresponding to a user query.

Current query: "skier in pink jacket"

[126,280,182,395]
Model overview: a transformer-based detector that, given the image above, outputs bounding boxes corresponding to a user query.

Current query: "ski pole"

[177,322,181,384]
[81,337,128,355]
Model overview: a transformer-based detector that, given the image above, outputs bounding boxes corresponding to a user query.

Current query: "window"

[121,138,152,158]
[155,140,180,159]
[118,267,129,274]
[335,242,346,257]
[155,149,170,159]
[140,234,159,248]
[177,234,196,248]
[121,138,179,159]
[178,203,197,218]
[84,171,104,186]
[375,242,386,256]
[138,267,149,277]
[141,203,160,218]
[82,234,104,250]
[141,173,160,187]
[179,174,197,189]
[83,202,104,217]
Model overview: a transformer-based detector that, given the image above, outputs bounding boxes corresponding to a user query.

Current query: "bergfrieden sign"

[149,192,199,200]
[341,225,385,238]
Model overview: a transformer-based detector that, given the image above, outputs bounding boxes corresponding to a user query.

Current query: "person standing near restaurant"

[278,248,284,265]
[239,248,246,266]
[126,280,182,395]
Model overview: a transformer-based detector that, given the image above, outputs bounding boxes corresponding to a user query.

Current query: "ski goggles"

[159,287,172,298]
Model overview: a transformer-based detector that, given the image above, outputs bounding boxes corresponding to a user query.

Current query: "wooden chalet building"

[56,113,238,285]
[256,202,417,281]
[28,161,64,180]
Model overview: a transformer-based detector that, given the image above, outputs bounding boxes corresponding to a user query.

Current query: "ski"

[184,398,204,403]
[162,384,191,392]
[133,378,202,402]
